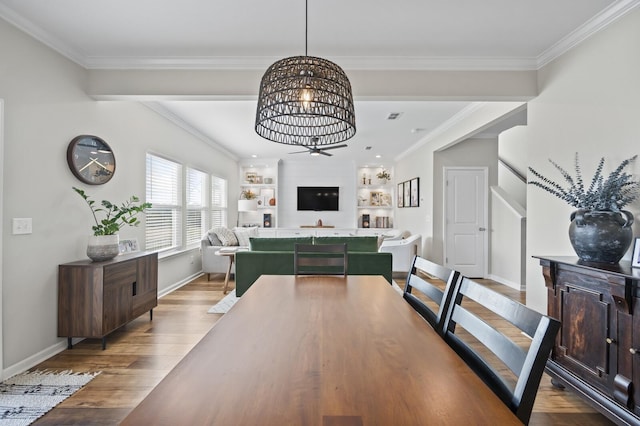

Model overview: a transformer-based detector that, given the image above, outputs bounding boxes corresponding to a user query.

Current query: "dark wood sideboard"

[58,251,158,350]
[536,256,640,425]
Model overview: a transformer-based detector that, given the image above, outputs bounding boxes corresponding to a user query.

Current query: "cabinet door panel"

[132,254,158,317]
[103,280,132,334]
[558,280,612,393]
[103,260,136,333]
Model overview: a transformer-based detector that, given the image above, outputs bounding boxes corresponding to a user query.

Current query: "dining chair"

[294,243,348,277]
[442,277,560,424]
[403,255,460,335]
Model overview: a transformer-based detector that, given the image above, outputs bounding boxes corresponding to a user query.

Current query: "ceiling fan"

[288,143,348,157]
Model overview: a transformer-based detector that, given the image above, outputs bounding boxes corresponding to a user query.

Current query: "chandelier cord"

[305,0,308,56]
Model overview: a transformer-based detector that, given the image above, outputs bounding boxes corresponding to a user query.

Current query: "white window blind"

[146,154,182,251]
[211,175,227,228]
[186,167,208,247]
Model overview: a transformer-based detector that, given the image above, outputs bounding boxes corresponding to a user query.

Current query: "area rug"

[208,290,239,314]
[208,281,404,314]
[0,370,100,426]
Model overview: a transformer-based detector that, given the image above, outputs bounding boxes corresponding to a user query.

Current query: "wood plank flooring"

[29,274,613,425]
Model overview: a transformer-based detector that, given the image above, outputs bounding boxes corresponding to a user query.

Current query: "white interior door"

[444,167,487,278]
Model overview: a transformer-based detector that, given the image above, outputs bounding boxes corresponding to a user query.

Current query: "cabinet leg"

[67,337,73,350]
[150,309,153,321]
[550,377,565,389]
[102,337,107,350]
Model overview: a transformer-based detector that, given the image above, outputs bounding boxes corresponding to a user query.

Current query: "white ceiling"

[1,0,636,163]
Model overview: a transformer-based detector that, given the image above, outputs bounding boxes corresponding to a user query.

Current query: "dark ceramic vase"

[568,209,634,264]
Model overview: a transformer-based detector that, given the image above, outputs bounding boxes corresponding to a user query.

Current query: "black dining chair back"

[403,256,460,335]
[442,277,560,424]
[294,243,348,277]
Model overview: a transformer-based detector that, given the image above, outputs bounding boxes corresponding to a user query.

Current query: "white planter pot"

[87,234,120,262]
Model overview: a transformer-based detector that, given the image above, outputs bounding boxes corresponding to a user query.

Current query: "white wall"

[278,159,357,228]
[490,187,526,290]
[0,18,238,375]
[394,102,525,260]
[523,8,640,312]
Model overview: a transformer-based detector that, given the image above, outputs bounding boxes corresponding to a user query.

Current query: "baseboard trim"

[487,274,524,291]
[2,272,204,380]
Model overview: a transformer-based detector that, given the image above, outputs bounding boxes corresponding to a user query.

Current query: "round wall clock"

[67,135,116,185]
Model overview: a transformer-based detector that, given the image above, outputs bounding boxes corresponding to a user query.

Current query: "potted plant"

[73,187,152,261]
[528,153,639,263]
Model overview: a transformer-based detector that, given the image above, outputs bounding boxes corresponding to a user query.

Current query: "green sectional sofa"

[234,236,393,296]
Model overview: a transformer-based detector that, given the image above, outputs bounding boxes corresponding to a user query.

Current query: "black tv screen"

[297,186,339,211]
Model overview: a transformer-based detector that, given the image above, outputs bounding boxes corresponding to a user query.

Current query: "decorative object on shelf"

[241,189,257,200]
[370,191,383,206]
[263,213,272,228]
[73,187,151,261]
[269,198,276,206]
[528,153,639,263]
[264,177,273,184]
[631,237,640,268]
[362,214,370,228]
[377,169,391,184]
[245,172,258,183]
[254,0,355,147]
[118,238,139,254]
[316,218,323,227]
[67,135,115,185]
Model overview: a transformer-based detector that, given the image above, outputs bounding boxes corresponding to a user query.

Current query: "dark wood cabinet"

[537,256,640,425]
[58,251,158,349]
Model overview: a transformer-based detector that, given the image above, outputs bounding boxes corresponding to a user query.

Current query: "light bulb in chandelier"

[300,86,314,109]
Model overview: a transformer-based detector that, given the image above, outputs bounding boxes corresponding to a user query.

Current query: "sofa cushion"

[209,227,238,246]
[313,236,379,252]
[250,237,313,252]
[233,226,259,247]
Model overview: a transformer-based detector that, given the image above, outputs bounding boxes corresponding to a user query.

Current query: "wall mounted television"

[297,186,339,211]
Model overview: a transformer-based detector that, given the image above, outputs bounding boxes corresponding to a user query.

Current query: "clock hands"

[78,157,112,173]
[78,157,99,173]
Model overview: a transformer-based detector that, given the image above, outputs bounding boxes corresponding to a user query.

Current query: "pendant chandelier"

[255,0,356,146]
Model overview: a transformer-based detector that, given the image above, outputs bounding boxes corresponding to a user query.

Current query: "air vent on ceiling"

[387,112,402,120]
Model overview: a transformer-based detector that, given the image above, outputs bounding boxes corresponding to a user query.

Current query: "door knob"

[478,227,486,231]
[606,338,616,345]
[631,348,639,355]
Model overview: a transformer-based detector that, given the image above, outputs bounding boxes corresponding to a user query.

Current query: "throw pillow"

[209,227,238,246]
[233,226,258,247]
[207,232,223,246]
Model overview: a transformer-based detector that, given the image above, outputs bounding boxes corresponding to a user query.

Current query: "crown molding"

[2,1,639,72]
[537,0,640,68]
[83,55,538,71]
[143,102,239,162]
[0,4,87,66]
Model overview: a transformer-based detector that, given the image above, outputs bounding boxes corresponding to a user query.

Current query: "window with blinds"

[146,154,183,252]
[211,175,227,228]
[186,167,208,248]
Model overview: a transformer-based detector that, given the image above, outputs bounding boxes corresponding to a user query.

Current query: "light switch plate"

[12,218,32,235]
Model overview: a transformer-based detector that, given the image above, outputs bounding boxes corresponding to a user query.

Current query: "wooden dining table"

[121,275,521,425]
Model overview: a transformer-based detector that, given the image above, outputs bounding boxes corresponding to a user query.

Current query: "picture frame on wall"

[404,181,411,207]
[410,177,420,207]
[397,182,404,207]
[632,237,640,268]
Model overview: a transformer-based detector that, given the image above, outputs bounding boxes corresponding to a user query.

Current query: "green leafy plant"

[528,153,639,211]
[73,187,152,236]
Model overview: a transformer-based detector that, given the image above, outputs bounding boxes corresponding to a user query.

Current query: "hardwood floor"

[30,274,613,425]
